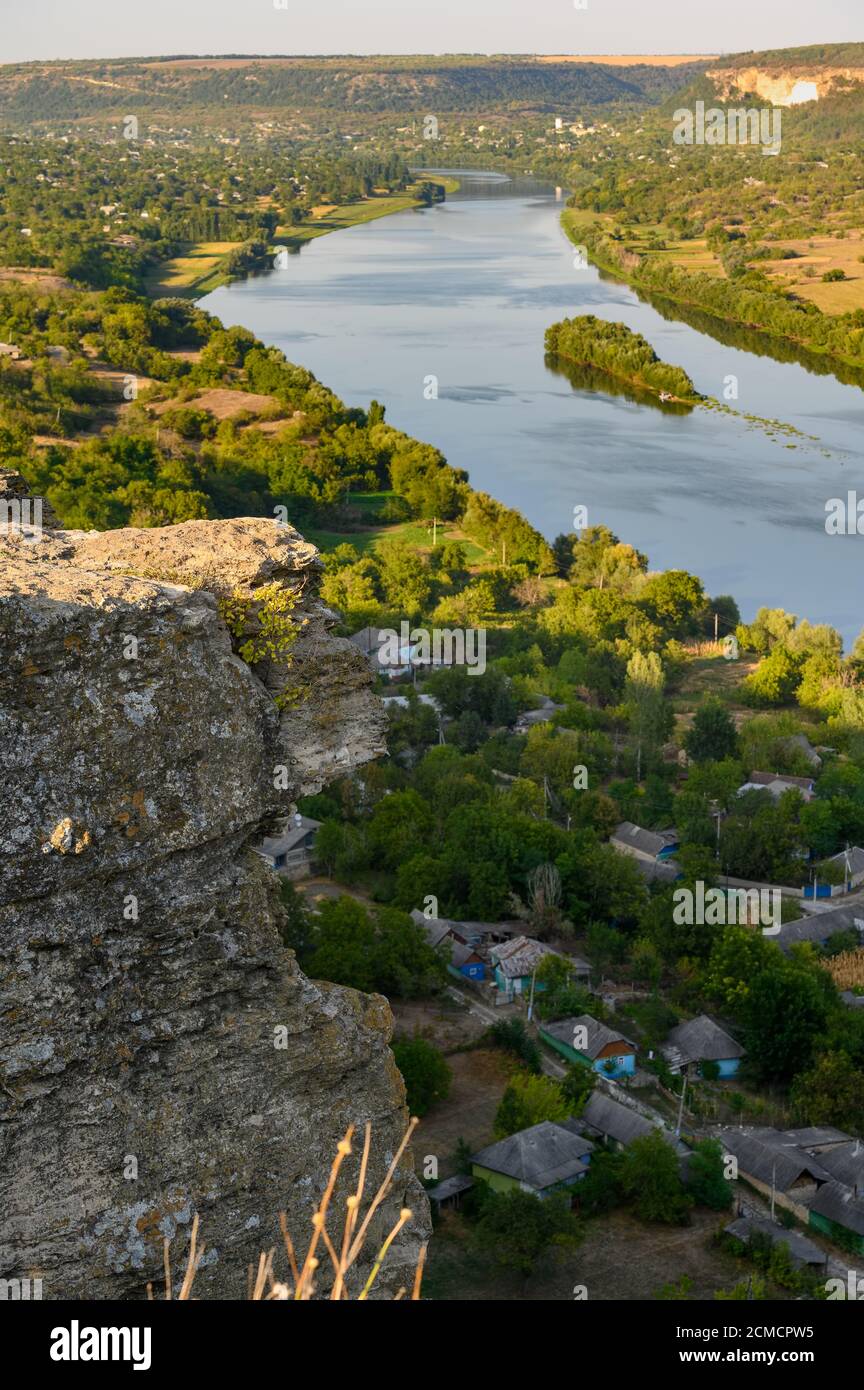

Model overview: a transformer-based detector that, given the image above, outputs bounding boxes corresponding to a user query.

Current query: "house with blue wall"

[490,936,562,1000]
[662,1014,744,1078]
[540,1014,637,1078]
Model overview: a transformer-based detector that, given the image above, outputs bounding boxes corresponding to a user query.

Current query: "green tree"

[620,1131,692,1224]
[392,1037,452,1117]
[472,1189,580,1276]
[685,697,739,763]
[686,1139,733,1211]
[493,1071,571,1138]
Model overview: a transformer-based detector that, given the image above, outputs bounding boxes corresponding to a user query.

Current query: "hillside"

[0,53,711,126]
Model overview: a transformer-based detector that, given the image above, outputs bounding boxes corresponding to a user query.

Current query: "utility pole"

[527,961,538,1023]
[714,611,719,642]
[675,1069,688,1136]
[770,1159,776,1221]
[501,539,506,566]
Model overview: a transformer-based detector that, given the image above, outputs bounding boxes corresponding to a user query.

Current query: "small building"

[808,1182,864,1256]
[661,1014,745,1079]
[776,902,864,956]
[610,822,679,864]
[724,1216,827,1271]
[252,814,321,879]
[0,342,22,360]
[489,935,561,1000]
[781,733,822,769]
[541,1014,637,1078]
[825,845,864,892]
[714,1128,830,1222]
[739,771,815,803]
[579,1091,681,1154]
[426,1174,474,1212]
[471,1121,594,1198]
[449,939,486,982]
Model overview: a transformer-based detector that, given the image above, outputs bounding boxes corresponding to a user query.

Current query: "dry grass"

[150,1120,426,1301]
[536,54,716,66]
[823,950,864,992]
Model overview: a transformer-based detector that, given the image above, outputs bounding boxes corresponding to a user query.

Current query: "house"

[610,822,679,865]
[809,1138,864,1189]
[738,771,815,803]
[775,901,864,955]
[540,1014,637,1078]
[252,814,321,879]
[471,1121,594,1198]
[808,1182,864,1256]
[514,696,565,734]
[489,935,562,999]
[0,342,22,360]
[724,1216,827,1271]
[661,1015,745,1078]
[426,1174,474,1212]
[781,733,822,769]
[825,845,864,892]
[713,1127,831,1221]
[448,939,486,982]
[579,1091,681,1154]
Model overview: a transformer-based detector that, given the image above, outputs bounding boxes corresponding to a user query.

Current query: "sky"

[1,0,861,65]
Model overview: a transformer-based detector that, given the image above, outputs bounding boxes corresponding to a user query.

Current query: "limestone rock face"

[0,517,426,1300]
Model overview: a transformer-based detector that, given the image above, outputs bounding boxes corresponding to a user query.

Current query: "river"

[202,170,864,646]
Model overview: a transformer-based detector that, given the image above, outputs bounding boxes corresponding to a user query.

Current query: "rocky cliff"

[706,63,864,106]
[0,513,428,1299]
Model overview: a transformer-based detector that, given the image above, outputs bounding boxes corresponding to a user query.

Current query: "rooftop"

[472,1121,592,1191]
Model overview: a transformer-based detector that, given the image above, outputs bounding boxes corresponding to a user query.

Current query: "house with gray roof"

[714,1127,831,1220]
[739,771,815,802]
[580,1091,681,1154]
[489,935,563,1000]
[471,1121,594,1198]
[662,1015,745,1078]
[541,1014,637,1078]
[825,845,864,892]
[775,902,864,955]
[724,1216,827,1271]
[610,822,679,864]
[252,814,321,879]
[808,1182,864,1255]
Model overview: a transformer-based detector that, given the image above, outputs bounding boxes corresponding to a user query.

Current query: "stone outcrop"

[0,515,428,1300]
[707,63,864,107]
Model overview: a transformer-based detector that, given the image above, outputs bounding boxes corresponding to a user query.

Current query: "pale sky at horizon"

[1,0,861,66]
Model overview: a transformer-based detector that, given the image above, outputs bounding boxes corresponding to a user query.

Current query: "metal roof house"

[661,1015,745,1078]
[739,771,815,803]
[489,935,562,1000]
[714,1127,831,1221]
[579,1092,681,1154]
[724,1216,827,1271]
[808,1182,864,1256]
[610,822,679,864]
[252,814,322,880]
[471,1121,594,1198]
[541,1014,637,1078]
[775,902,864,955]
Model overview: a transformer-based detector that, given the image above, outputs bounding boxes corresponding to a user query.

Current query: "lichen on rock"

[0,514,427,1300]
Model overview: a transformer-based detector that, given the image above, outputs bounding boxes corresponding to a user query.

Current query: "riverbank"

[561,208,864,384]
[146,177,460,300]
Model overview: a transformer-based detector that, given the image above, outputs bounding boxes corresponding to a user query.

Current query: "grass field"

[303,491,490,564]
[145,240,236,298]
